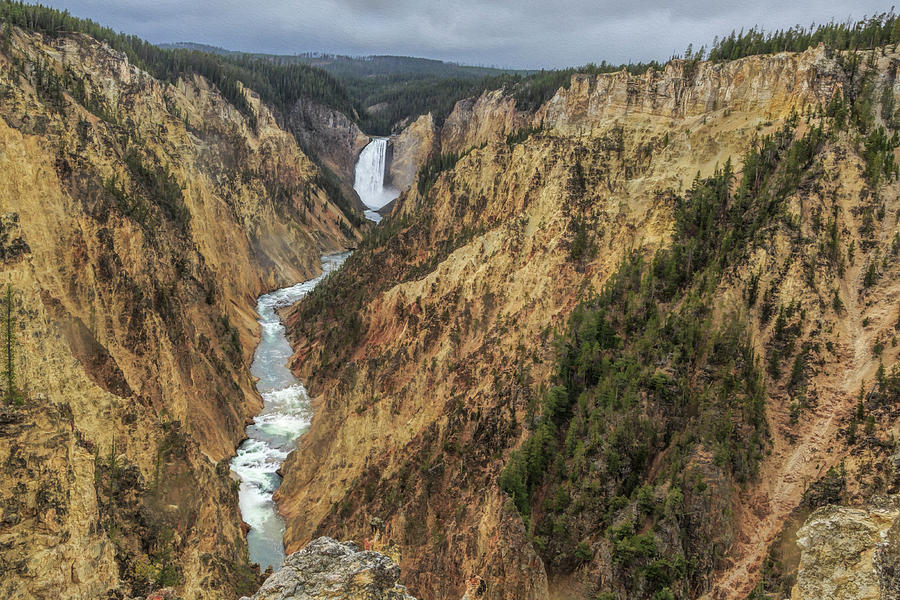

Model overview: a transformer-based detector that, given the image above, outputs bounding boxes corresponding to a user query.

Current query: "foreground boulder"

[242,537,416,600]
[792,496,900,600]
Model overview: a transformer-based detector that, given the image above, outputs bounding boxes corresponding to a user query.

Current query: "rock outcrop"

[439,89,528,155]
[387,91,527,196]
[242,537,415,600]
[792,497,900,600]
[287,96,370,199]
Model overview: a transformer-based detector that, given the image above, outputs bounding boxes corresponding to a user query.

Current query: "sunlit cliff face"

[276,45,900,600]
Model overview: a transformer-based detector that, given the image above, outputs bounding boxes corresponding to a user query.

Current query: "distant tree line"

[356,75,500,134]
[291,53,520,81]
[0,1,361,126]
[707,11,899,62]
[350,61,665,134]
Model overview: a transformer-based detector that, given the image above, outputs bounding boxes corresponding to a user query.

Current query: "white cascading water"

[354,137,400,223]
[229,252,348,572]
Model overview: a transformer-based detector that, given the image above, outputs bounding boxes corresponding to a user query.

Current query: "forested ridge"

[707,11,900,61]
[3,2,899,137]
[0,1,362,127]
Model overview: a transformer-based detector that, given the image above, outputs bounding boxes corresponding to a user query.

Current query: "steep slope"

[276,45,900,600]
[0,24,359,599]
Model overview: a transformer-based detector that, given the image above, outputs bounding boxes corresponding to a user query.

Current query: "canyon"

[0,8,898,600]
[230,253,349,573]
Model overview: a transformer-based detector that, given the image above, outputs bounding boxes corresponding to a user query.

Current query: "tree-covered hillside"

[0,1,362,126]
[163,42,532,134]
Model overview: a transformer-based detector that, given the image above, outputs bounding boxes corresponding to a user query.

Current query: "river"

[229,252,348,571]
[231,136,394,571]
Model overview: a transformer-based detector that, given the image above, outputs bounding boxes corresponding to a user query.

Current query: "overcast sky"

[40,1,889,69]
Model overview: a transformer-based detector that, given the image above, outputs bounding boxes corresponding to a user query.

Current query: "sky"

[41,1,890,69]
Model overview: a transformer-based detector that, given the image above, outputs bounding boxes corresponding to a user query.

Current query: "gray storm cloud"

[41,0,886,68]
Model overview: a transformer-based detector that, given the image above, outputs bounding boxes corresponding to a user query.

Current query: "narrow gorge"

[230,253,348,572]
[230,134,396,575]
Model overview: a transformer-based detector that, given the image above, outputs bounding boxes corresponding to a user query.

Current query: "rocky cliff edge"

[242,537,416,600]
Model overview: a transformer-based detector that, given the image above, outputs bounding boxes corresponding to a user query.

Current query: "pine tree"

[2,282,21,405]
[107,437,119,530]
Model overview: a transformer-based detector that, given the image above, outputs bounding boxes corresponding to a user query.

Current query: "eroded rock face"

[0,403,118,600]
[792,497,900,600]
[388,44,848,199]
[540,44,844,133]
[388,113,437,192]
[243,537,416,600]
[439,89,528,155]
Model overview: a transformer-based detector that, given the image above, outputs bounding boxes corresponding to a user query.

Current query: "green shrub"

[612,532,657,566]
[574,541,593,563]
[637,485,656,515]
[863,262,879,287]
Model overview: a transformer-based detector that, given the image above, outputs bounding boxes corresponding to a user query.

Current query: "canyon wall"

[287,96,370,206]
[0,26,359,599]
[388,113,437,192]
[277,45,900,600]
[389,45,847,196]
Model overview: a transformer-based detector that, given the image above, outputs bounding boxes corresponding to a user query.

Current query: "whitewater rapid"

[230,252,348,571]
[354,137,400,223]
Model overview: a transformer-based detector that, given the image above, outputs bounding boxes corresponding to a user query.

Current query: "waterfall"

[354,138,399,222]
